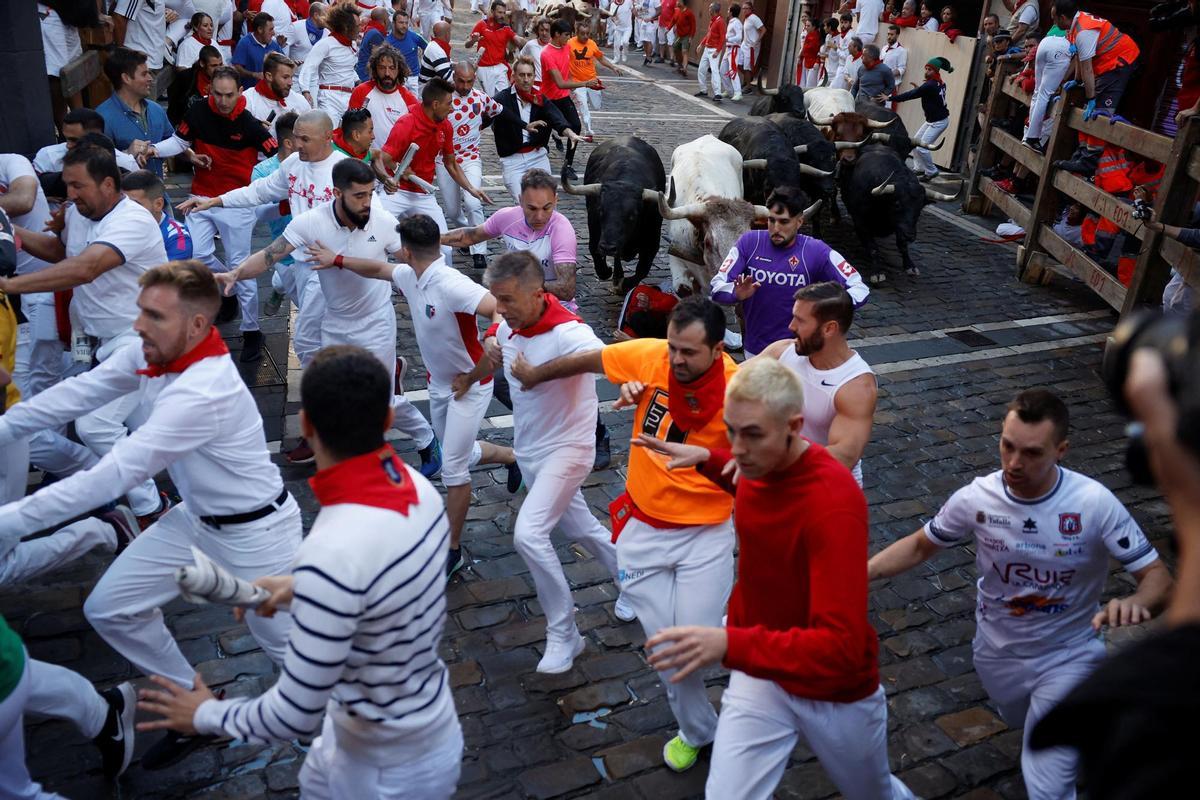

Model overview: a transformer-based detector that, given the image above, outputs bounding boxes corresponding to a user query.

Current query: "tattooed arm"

[440,225,494,249]
[214,235,296,295]
[544,261,577,301]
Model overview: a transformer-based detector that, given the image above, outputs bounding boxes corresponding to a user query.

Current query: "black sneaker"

[97,505,139,555]
[694,90,708,97]
[1022,138,1046,155]
[712,95,723,103]
[93,682,136,778]
[215,294,239,325]
[472,254,488,271]
[239,330,263,363]
[141,729,218,772]
[562,164,579,182]
[593,428,612,471]
[446,547,466,580]
[506,461,523,494]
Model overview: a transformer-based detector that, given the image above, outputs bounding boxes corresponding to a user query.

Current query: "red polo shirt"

[541,44,573,101]
[702,13,726,50]
[381,104,453,194]
[471,19,516,67]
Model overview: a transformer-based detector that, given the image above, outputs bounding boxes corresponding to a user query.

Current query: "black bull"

[562,135,666,292]
[717,117,830,212]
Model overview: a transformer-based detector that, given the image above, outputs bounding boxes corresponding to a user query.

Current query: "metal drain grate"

[943,329,999,348]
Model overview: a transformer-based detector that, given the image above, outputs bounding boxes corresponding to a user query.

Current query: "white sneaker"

[614,593,637,622]
[732,93,742,101]
[536,632,585,674]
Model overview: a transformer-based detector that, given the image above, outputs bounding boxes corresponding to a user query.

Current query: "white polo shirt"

[282,195,399,321]
[924,466,1159,658]
[499,317,602,462]
[0,154,51,275]
[391,258,488,389]
[33,142,140,174]
[241,85,313,133]
[285,18,325,64]
[64,196,168,340]
[114,0,168,69]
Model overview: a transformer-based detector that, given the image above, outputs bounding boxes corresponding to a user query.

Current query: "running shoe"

[506,461,523,494]
[93,682,136,778]
[135,491,174,533]
[614,593,637,622]
[287,438,316,465]
[239,330,263,363]
[98,505,139,555]
[263,290,285,317]
[395,355,409,396]
[446,547,466,580]
[731,93,742,101]
[694,90,708,97]
[993,178,1017,194]
[593,427,612,471]
[536,632,585,674]
[419,437,443,479]
[663,735,701,772]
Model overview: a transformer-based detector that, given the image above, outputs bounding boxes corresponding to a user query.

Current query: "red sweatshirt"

[697,444,879,703]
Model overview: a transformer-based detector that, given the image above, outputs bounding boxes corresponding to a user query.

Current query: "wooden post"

[1016,87,1082,281]
[963,59,1017,216]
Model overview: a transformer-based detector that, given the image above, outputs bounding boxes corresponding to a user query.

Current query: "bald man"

[438,62,503,270]
[421,20,454,85]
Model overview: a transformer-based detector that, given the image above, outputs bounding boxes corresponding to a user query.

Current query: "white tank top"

[778,347,874,485]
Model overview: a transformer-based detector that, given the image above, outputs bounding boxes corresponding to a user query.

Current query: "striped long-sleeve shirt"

[192,447,458,765]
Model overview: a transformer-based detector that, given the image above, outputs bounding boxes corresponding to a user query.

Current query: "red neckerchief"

[197,69,212,96]
[207,93,248,120]
[511,295,581,337]
[667,355,726,433]
[136,327,229,377]
[434,37,451,53]
[364,20,386,36]
[928,70,943,83]
[254,80,286,105]
[331,128,368,159]
[331,31,355,47]
[309,444,419,516]
[193,33,213,46]
[515,84,543,106]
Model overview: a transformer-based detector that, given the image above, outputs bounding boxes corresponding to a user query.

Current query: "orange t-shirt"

[602,339,736,526]
[567,37,603,83]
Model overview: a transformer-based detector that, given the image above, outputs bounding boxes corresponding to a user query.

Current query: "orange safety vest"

[1068,12,1140,75]
[1129,161,1165,199]
[1095,145,1133,194]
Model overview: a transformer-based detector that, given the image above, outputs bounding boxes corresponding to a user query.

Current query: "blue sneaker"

[419,437,442,479]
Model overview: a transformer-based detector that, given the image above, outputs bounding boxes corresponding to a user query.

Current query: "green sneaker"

[662,734,700,772]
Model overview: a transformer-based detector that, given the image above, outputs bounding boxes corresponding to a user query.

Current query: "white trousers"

[189,206,260,332]
[322,308,436,450]
[618,516,734,747]
[0,436,29,507]
[720,47,742,96]
[708,674,915,800]
[15,298,62,398]
[572,87,602,134]
[800,64,822,88]
[611,26,632,62]
[974,637,1105,800]
[697,47,723,96]
[288,262,325,368]
[1025,40,1073,142]
[911,118,949,177]
[298,711,463,799]
[0,515,115,587]
[377,189,453,266]
[0,658,65,800]
[500,149,552,204]
[77,335,161,516]
[316,89,351,128]
[435,159,487,256]
[476,64,510,98]
[25,658,108,739]
[428,381,489,486]
[83,500,302,688]
[514,452,618,644]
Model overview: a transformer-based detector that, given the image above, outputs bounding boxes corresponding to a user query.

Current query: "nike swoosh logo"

[112,725,124,743]
[820,380,836,387]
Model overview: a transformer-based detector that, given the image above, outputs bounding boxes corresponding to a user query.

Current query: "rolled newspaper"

[176,546,271,608]
[393,141,438,194]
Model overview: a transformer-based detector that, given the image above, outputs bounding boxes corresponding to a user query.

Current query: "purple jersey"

[710,230,868,355]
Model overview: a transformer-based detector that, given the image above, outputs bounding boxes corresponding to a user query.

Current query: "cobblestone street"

[8,8,1177,800]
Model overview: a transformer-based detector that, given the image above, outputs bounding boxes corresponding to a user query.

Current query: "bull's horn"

[793,144,809,155]
[752,204,771,221]
[870,133,892,144]
[560,169,601,196]
[742,158,769,169]
[810,114,835,126]
[655,191,707,221]
[798,163,834,177]
[924,185,960,202]
[866,117,892,129]
[642,188,662,203]
[922,137,947,152]
[871,180,896,196]
[801,199,823,219]
[834,136,871,150]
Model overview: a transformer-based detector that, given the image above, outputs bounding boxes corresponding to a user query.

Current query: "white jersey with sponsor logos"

[390,257,488,388]
[923,467,1158,657]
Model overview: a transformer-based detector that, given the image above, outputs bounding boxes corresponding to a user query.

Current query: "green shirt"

[0,615,25,703]
[1047,25,1066,37]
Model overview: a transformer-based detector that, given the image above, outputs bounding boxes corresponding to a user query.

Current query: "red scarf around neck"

[364,20,386,36]
[515,84,543,106]
[208,93,248,120]
[331,128,368,159]
[434,37,451,54]
[197,69,212,96]
[192,33,213,46]
[255,80,286,105]
[511,295,580,337]
[331,31,355,47]
[309,444,419,516]
[136,327,229,378]
[667,354,726,432]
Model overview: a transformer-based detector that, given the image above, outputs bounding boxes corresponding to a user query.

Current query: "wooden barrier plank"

[1038,227,1126,310]
[1017,88,1081,281]
[981,178,1031,229]
[963,60,1019,215]
[1160,238,1200,291]
[1000,80,1032,108]
[1051,171,1143,238]
[990,128,1043,175]
[1188,148,1200,186]
[1065,109,1174,164]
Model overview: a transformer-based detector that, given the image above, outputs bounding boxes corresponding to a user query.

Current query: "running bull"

[717,116,832,210]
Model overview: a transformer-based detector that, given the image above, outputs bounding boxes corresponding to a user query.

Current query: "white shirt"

[221,149,348,216]
[33,142,140,175]
[611,0,633,29]
[298,35,359,96]
[854,0,883,41]
[520,40,549,82]
[882,41,907,82]
[241,85,313,133]
[64,196,168,339]
[258,0,296,26]
[390,259,488,388]
[841,55,863,91]
[350,84,418,150]
[777,347,873,485]
[499,317,602,462]
[922,17,939,32]
[823,33,844,78]
[446,89,503,163]
[114,0,168,69]
[0,342,286,552]
[924,467,1159,658]
[725,18,743,48]
[193,461,457,764]
[284,18,325,64]
[282,196,399,321]
[175,33,209,67]
[742,13,765,49]
[0,155,51,275]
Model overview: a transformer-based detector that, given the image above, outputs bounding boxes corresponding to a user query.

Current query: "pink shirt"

[540,44,572,101]
[482,206,578,306]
